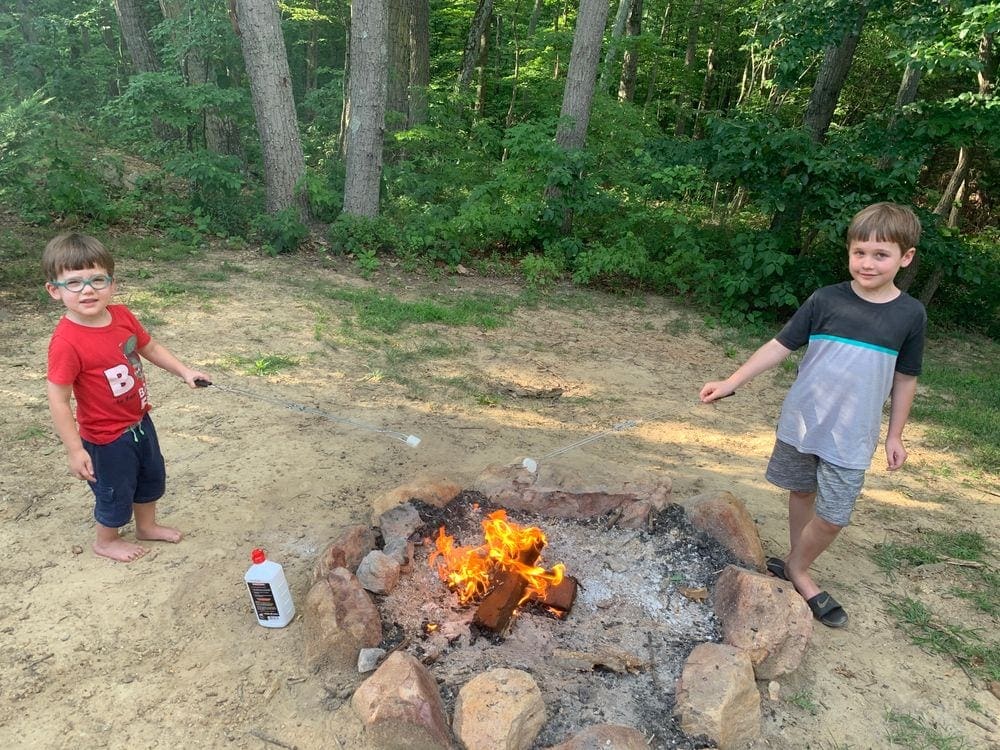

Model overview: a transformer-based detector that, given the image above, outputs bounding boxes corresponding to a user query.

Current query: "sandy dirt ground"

[1,243,997,749]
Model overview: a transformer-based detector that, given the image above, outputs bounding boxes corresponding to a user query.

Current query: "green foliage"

[257,207,309,256]
[166,150,252,236]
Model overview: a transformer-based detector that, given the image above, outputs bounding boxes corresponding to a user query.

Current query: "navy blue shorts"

[83,414,166,528]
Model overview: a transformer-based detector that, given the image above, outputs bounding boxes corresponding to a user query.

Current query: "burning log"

[474,541,542,633]
[530,574,578,616]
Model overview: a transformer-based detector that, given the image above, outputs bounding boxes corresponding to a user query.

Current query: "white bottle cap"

[405,435,421,448]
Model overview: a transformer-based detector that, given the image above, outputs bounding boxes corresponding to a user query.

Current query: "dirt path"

[1,245,997,749]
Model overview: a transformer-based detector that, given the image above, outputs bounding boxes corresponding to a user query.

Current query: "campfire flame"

[429,509,566,606]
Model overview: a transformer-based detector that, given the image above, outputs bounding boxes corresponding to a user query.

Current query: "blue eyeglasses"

[50,275,114,293]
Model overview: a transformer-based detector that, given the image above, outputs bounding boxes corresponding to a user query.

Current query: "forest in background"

[1,0,998,335]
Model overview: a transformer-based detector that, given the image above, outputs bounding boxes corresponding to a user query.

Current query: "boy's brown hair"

[846,202,921,253]
[42,233,115,281]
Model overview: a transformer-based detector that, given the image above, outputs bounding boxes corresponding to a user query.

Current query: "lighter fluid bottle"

[244,548,296,627]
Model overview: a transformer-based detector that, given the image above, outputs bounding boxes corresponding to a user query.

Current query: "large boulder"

[303,567,382,673]
[713,565,813,679]
[453,668,546,750]
[680,491,766,570]
[674,642,761,750]
[351,651,454,749]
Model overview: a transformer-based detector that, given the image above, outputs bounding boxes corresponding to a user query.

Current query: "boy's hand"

[68,447,95,482]
[885,436,907,471]
[181,369,211,388]
[700,381,735,403]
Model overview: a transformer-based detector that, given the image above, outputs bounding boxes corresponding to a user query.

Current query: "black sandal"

[806,592,849,628]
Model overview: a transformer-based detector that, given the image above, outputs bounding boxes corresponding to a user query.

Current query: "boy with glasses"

[44,232,210,562]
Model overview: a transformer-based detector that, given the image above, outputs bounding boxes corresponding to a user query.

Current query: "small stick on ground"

[248,729,298,750]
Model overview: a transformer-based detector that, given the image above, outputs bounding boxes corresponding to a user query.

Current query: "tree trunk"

[159,0,229,152]
[770,3,869,252]
[459,0,494,92]
[342,0,388,216]
[599,0,631,94]
[877,60,923,170]
[552,0,610,232]
[643,2,672,107]
[674,0,702,136]
[386,0,412,133]
[339,21,351,157]
[475,25,490,114]
[114,0,160,73]
[554,0,609,151]
[232,0,310,219]
[528,0,545,35]
[617,0,642,102]
[407,0,430,126]
[802,3,869,143]
[692,19,719,138]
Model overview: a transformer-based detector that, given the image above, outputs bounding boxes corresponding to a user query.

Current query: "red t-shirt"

[47,305,153,444]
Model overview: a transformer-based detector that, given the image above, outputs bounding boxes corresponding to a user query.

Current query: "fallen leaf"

[680,586,709,603]
[989,680,1000,701]
[71,545,83,555]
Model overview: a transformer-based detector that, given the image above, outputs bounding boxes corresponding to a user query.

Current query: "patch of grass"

[885,596,1000,682]
[313,285,518,333]
[149,280,189,298]
[951,568,1000,618]
[871,530,989,578]
[15,425,48,440]
[915,339,1000,473]
[872,542,939,577]
[885,709,969,749]
[787,689,818,715]
[227,354,299,377]
[115,236,202,263]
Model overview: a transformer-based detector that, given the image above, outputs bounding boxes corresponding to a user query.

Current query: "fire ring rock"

[712,565,813,679]
[351,650,454,750]
[303,567,382,673]
[453,668,546,750]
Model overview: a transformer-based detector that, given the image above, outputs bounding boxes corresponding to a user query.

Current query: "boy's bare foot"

[93,538,148,563]
[136,524,183,543]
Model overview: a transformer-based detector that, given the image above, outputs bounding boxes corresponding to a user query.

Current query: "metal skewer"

[194,379,421,447]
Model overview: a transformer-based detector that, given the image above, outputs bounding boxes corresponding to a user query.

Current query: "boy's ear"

[44,282,62,300]
[900,247,916,267]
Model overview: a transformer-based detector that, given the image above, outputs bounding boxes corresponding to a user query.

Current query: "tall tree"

[552,0,610,231]
[387,0,412,132]
[342,0,388,216]
[407,0,430,126]
[231,0,310,218]
[458,0,494,92]
[617,0,642,102]
[114,0,160,74]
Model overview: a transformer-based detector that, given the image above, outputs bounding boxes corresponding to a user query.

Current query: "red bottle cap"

[251,548,266,564]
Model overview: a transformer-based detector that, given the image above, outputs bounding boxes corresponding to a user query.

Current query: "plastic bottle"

[244,548,296,628]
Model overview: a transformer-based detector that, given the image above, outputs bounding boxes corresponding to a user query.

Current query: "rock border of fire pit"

[303,469,815,750]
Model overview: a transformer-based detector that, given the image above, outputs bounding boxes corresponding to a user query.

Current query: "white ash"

[375,496,732,749]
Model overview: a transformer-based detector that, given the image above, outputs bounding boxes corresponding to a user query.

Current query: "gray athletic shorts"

[765,439,865,527]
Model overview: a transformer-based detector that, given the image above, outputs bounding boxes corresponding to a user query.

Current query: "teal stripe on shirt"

[809,334,898,356]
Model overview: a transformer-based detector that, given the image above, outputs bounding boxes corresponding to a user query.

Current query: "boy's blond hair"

[846,202,921,252]
[42,233,115,281]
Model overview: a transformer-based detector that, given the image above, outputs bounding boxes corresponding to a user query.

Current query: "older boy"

[700,203,927,627]
[44,233,209,562]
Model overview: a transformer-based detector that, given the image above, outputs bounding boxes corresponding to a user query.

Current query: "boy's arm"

[138,339,209,387]
[700,338,793,402]
[885,372,918,471]
[46,380,95,482]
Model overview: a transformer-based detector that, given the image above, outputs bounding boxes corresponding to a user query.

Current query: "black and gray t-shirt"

[774,281,927,470]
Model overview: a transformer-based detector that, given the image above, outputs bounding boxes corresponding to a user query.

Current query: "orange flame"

[429,510,565,605]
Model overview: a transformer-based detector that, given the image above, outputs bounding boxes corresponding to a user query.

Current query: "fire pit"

[374,491,737,748]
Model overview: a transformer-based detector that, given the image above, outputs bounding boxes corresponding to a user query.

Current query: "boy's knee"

[814,514,846,535]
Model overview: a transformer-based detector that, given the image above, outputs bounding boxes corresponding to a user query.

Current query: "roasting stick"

[520,393,734,473]
[194,378,421,447]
